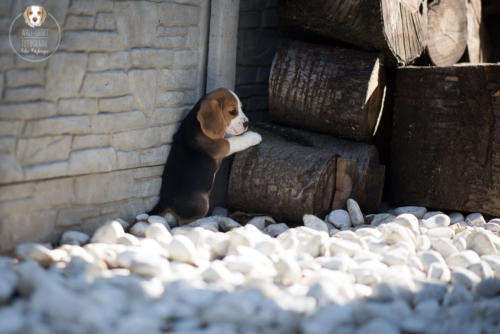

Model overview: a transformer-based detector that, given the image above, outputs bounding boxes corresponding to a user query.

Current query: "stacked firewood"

[228,0,500,222]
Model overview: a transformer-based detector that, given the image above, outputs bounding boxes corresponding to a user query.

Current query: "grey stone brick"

[116,150,140,169]
[0,102,56,120]
[128,69,157,117]
[156,26,188,37]
[95,12,116,31]
[154,36,186,49]
[17,135,72,165]
[0,183,34,202]
[152,106,188,124]
[65,15,95,30]
[4,87,44,102]
[0,56,14,71]
[72,134,110,150]
[0,137,16,154]
[58,98,98,115]
[132,166,164,179]
[98,95,134,112]
[56,206,99,227]
[74,170,135,204]
[24,116,90,136]
[139,144,170,166]
[135,177,162,197]
[114,1,157,48]
[158,68,197,89]
[155,91,186,107]
[5,69,43,88]
[0,152,23,183]
[81,71,129,98]
[23,161,69,181]
[88,52,130,71]
[0,120,24,136]
[111,125,176,151]
[69,0,113,15]
[185,26,201,49]
[173,50,199,67]
[60,31,121,52]
[130,49,173,67]
[46,52,88,100]
[33,178,75,206]
[67,147,117,176]
[158,3,200,25]
[89,110,146,133]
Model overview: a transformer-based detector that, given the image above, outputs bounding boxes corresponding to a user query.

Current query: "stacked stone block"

[0,0,207,251]
[235,0,281,120]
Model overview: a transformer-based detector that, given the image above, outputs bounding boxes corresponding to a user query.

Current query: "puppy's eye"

[37,11,41,15]
[229,110,237,116]
[29,11,32,15]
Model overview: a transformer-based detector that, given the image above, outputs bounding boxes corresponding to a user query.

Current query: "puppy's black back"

[148,100,218,219]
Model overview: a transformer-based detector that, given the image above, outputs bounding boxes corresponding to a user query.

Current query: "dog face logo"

[23,5,46,28]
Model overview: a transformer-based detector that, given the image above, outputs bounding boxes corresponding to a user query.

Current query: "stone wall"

[0,0,209,251]
[235,0,281,120]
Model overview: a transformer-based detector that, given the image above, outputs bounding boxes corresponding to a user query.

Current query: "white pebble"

[419,250,447,271]
[346,198,364,226]
[60,230,90,246]
[447,250,481,269]
[275,254,302,285]
[449,212,464,224]
[164,213,177,227]
[443,284,473,306]
[466,230,497,256]
[327,209,352,230]
[130,222,149,237]
[485,222,500,233]
[147,215,166,225]
[145,222,172,245]
[417,235,431,251]
[430,238,458,258]
[188,217,220,232]
[422,214,450,229]
[218,217,241,232]
[466,213,486,226]
[467,261,494,279]
[394,214,420,236]
[453,236,467,251]
[476,278,500,298]
[91,220,125,244]
[330,238,363,257]
[0,262,17,303]
[357,318,399,334]
[426,227,454,239]
[135,213,149,221]
[393,206,427,219]
[264,223,288,237]
[16,243,54,266]
[167,235,200,265]
[116,233,140,246]
[423,211,444,219]
[382,247,409,266]
[368,213,395,226]
[451,268,481,289]
[303,214,329,233]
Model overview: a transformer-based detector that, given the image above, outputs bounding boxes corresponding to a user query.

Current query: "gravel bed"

[1,201,500,334]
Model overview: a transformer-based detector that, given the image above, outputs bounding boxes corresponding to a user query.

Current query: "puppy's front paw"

[244,131,262,146]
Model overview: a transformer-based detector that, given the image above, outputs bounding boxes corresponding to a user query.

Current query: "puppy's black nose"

[33,17,38,22]
[243,120,249,129]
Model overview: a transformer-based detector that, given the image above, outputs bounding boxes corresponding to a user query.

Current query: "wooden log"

[391,65,500,216]
[227,124,385,223]
[278,0,428,65]
[427,0,468,66]
[466,0,491,63]
[269,41,386,142]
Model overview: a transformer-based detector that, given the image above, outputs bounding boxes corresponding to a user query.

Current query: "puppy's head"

[24,5,46,28]
[197,88,249,139]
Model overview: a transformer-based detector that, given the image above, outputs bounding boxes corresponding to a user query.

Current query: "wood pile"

[227,0,499,221]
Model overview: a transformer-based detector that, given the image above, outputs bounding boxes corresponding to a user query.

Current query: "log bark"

[269,41,386,142]
[278,0,428,65]
[466,0,490,63]
[228,123,385,223]
[427,0,468,66]
[391,65,500,217]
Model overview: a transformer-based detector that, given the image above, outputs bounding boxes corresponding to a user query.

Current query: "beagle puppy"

[149,88,262,224]
[24,5,47,28]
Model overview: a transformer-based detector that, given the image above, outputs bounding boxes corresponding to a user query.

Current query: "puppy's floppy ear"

[23,6,30,26]
[197,98,226,139]
[40,7,47,25]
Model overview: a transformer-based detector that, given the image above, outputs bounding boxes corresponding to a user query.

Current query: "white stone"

[91,220,125,244]
[330,238,362,257]
[60,230,90,246]
[275,254,302,285]
[394,213,420,236]
[430,238,458,258]
[117,233,140,246]
[451,268,481,289]
[16,243,54,266]
[476,278,500,298]
[466,213,486,226]
[453,236,467,251]
[147,215,166,225]
[167,235,199,265]
[426,227,454,239]
[447,250,481,269]
[417,235,431,251]
[347,198,364,226]
[422,214,451,229]
[449,212,465,224]
[485,222,500,233]
[422,211,444,219]
[0,261,17,303]
[379,223,416,250]
[419,250,447,271]
[327,209,352,230]
[130,222,149,237]
[218,217,241,232]
[145,222,172,246]
[357,318,399,334]
[264,223,288,237]
[368,213,395,226]
[382,247,409,266]
[135,213,149,221]
[247,216,276,230]
[427,262,450,281]
[466,230,497,256]
[165,213,177,227]
[0,307,23,333]
[303,214,329,233]
[116,250,169,277]
[300,304,354,334]
[393,206,427,219]
[188,217,220,232]
[481,255,500,277]
[467,261,494,279]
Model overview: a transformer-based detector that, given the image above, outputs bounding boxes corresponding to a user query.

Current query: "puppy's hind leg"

[174,192,209,225]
